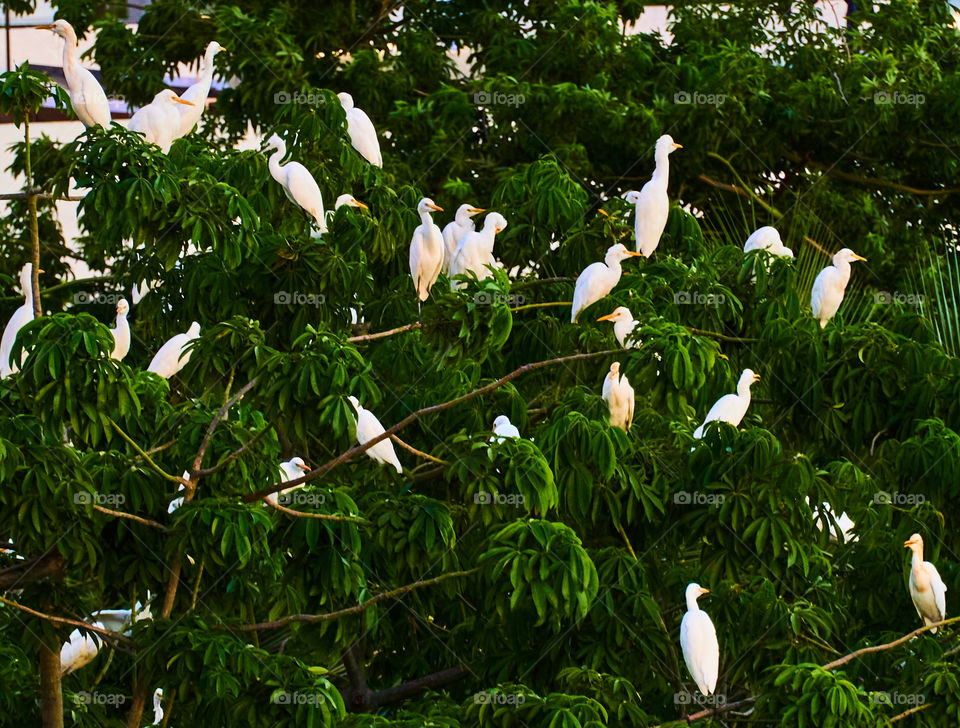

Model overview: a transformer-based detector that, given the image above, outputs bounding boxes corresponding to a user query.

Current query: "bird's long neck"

[202,47,218,81]
[268,147,285,181]
[736,382,752,402]
[21,277,34,310]
[651,150,671,185]
[61,32,80,74]
[686,594,700,612]
[419,211,436,232]
[834,259,852,286]
[911,546,924,573]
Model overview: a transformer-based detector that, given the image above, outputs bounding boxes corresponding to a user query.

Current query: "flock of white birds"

[0,18,940,709]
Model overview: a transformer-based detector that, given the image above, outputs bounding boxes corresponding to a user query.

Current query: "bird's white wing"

[73,69,111,128]
[147,333,188,378]
[633,181,670,256]
[346,108,382,166]
[571,262,603,323]
[1,305,33,373]
[624,377,635,430]
[60,626,103,675]
[701,393,739,428]
[680,611,719,695]
[927,561,948,620]
[410,226,426,294]
[810,268,844,320]
[285,163,325,219]
[358,411,401,472]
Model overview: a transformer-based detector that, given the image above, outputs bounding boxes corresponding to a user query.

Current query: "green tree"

[2,1,960,727]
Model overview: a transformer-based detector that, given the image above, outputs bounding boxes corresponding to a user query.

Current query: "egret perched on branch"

[338,92,383,167]
[442,204,485,274]
[127,89,195,153]
[176,40,226,136]
[811,248,867,328]
[265,134,328,233]
[347,396,402,473]
[409,198,445,303]
[147,322,201,379]
[623,134,682,257]
[152,689,164,725]
[1,263,38,379]
[680,583,719,696]
[39,20,111,129]
[904,533,947,633]
[597,306,640,349]
[168,472,189,513]
[571,244,642,323]
[743,226,793,258]
[492,415,521,442]
[693,369,759,439]
[602,362,634,431]
[266,457,312,506]
[110,298,130,361]
[449,212,508,288]
[60,599,152,675]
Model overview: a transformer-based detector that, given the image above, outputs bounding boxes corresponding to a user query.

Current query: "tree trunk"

[126,677,146,727]
[38,640,63,728]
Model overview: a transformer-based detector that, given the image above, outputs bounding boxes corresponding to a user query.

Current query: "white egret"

[347,396,402,473]
[602,362,634,432]
[442,204,485,275]
[127,89,195,153]
[409,198,445,303]
[807,497,857,543]
[334,194,369,211]
[904,534,947,633]
[266,456,312,506]
[680,583,719,696]
[743,226,793,258]
[810,248,867,328]
[492,415,521,442]
[693,369,760,439]
[265,134,327,232]
[39,20,111,129]
[176,41,227,136]
[60,599,151,675]
[0,263,37,378]
[571,244,642,323]
[623,134,682,257]
[449,212,508,288]
[338,92,383,167]
[597,306,640,348]
[110,298,130,361]
[168,472,189,513]
[147,322,201,379]
[152,688,164,725]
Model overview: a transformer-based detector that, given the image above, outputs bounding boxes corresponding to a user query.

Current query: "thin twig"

[262,497,370,524]
[390,435,449,464]
[890,703,932,723]
[0,596,129,642]
[348,322,422,343]
[190,379,259,476]
[192,425,272,477]
[108,419,185,485]
[92,505,165,530]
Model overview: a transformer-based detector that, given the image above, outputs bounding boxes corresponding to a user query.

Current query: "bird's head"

[904,533,924,551]
[116,298,129,316]
[38,19,75,42]
[186,322,201,337]
[622,190,642,205]
[608,361,621,380]
[334,194,368,210]
[484,212,508,234]
[597,306,632,324]
[337,92,354,109]
[289,456,311,472]
[155,89,194,107]
[418,198,443,215]
[685,582,709,603]
[834,248,867,265]
[656,134,683,155]
[492,415,511,429]
[739,368,761,389]
[265,134,285,153]
[347,395,361,412]
[18,263,33,288]
[605,243,643,264]
[457,203,485,221]
[207,41,227,55]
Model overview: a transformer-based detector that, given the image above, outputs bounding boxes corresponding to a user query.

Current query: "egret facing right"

[693,369,759,439]
[442,204,485,275]
[409,198,445,303]
[680,583,719,696]
[127,89,195,153]
[811,248,867,328]
[571,244,642,323]
[623,134,682,257]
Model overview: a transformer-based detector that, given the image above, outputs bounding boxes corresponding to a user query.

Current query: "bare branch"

[192,425,272,477]
[262,497,370,524]
[348,322,422,343]
[0,596,130,643]
[190,378,259,476]
[108,419,185,485]
[92,505,165,530]
[390,435,448,465]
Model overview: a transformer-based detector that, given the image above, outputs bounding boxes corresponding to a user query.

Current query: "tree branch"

[347,322,422,343]
[243,350,618,502]
[390,435,449,465]
[107,419,185,485]
[890,703,932,723]
[190,378,258,476]
[783,151,960,196]
[236,569,477,631]
[0,596,130,642]
[92,505,165,530]
[192,425,272,478]
[369,666,469,708]
[262,497,370,524]
[0,552,64,589]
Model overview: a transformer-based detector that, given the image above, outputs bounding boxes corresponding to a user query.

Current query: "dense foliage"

[1,1,960,727]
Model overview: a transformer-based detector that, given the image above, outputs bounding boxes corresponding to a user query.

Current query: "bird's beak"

[597,312,618,322]
[38,269,45,274]
[298,463,311,471]
[854,254,867,262]
[427,203,444,212]
[173,97,195,106]
[904,539,914,548]
[597,209,610,218]
[624,251,644,257]
[672,143,683,149]
[699,587,710,595]
[753,374,761,382]
[468,207,486,214]
[37,24,57,30]
[352,200,369,209]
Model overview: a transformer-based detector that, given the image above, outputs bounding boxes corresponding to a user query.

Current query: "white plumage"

[571,244,642,323]
[680,583,719,696]
[266,456,312,506]
[409,198,445,302]
[810,248,867,328]
[168,472,189,513]
[265,134,328,232]
[448,212,508,288]
[442,204,485,275]
[128,89,195,153]
[0,263,36,378]
[60,600,152,675]
[596,306,640,348]
[152,688,164,725]
[176,41,226,137]
[40,20,111,129]
[623,134,682,257]
[334,194,368,212]
[693,369,759,439]
[743,226,793,258]
[147,322,201,379]
[347,396,402,473]
[492,415,521,442]
[601,362,634,432]
[905,534,947,633]
[110,298,130,361]
[338,92,382,167]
